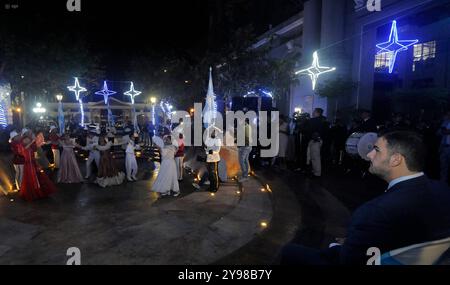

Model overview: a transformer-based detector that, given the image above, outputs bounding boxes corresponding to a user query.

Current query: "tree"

[0,14,105,105]
[315,77,358,118]
[388,88,449,116]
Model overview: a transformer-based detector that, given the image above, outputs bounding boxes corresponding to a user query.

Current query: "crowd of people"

[6,115,187,201]
[267,108,448,183]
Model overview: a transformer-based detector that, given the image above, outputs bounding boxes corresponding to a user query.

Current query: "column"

[296,0,322,115]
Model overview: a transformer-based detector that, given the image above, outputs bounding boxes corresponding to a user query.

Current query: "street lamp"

[56,94,64,135]
[33,102,46,113]
[150,97,157,124]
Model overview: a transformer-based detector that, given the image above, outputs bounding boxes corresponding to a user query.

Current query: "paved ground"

[0,154,295,265]
[4,149,435,265]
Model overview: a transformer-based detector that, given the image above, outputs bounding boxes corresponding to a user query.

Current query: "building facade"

[45,98,153,125]
[255,0,450,121]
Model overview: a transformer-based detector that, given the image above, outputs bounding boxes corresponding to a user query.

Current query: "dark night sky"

[1,0,303,74]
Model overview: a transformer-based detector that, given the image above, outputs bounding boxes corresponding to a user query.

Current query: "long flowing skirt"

[152,158,179,193]
[35,147,50,169]
[57,148,84,183]
[96,151,125,188]
[20,161,56,201]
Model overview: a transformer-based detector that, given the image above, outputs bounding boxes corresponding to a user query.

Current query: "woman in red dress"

[18,130,57,201]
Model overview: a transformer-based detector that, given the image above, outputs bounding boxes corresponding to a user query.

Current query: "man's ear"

[389,153,403,167]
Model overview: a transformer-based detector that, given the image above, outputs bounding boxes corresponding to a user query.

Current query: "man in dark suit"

[356,110,378,133]
[281,131,450,265]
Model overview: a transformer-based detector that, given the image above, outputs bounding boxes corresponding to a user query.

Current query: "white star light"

[376,20,418,74]
[295,51,336,90]
[67,77,87,100]
[124,82,141,105]
[95,81,117,104]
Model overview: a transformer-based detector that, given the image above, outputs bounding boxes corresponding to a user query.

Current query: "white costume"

[125,140,140,181]
[307,139,323,177]
[83,135,100,178]
[152,144,179,195]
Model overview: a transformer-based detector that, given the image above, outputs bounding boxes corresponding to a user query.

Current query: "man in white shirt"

[205,130,221,193]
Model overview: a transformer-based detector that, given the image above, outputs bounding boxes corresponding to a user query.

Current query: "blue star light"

[124,82,141,105]
[95,81,117,104]
[376,20,418,74]
[295,51,336,90]
[67,77,87,101]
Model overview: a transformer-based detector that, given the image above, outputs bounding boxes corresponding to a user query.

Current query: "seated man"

[281,131,450,265]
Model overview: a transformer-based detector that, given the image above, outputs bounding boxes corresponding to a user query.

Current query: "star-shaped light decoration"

[67,77,88,127]
[95,81,117,104]
[67,77,87,100]
[295,51,336,90]
[124,82,141,105]
[376,20,418,74]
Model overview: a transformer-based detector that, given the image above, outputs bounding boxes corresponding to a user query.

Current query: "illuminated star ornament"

[124,82,141,105]
[376,20,418,74]
[67,77,87,127]
[67,77,87,101]
[295,51,336,90]
[124,82,142,132]
[95,81,117,104]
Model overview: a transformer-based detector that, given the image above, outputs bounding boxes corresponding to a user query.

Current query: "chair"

[381,237,450,265]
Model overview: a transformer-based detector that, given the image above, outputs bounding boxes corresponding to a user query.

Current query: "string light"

[95,81,116,104]
[0,103,7,127]
[95,81,116,126]
[203,67,217,128]
[295,51,336,90]
[376,20,418,74]
[67,77,87,101]
[67,77,87,126]
[124,82,141,105]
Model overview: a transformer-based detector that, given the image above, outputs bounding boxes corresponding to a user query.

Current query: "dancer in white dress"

[125,134,140,181]
[152,136,179,197]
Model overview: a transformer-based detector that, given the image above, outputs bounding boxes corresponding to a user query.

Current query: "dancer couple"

[10,129,56,201]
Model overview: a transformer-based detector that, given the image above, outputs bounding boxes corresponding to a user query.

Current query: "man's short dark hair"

[314,108,324,116]
[381,131,426,172]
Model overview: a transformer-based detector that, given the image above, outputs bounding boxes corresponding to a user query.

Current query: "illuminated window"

[374,52,392,70]
[412,41,436,71]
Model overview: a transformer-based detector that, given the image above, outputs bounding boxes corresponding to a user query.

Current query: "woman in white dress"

[152,136,179,197]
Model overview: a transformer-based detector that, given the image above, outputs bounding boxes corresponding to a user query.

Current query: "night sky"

[1,0,303,74]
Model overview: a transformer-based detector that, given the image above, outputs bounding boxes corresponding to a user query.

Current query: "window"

[375,52,392,70]
[412,41,436,71]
